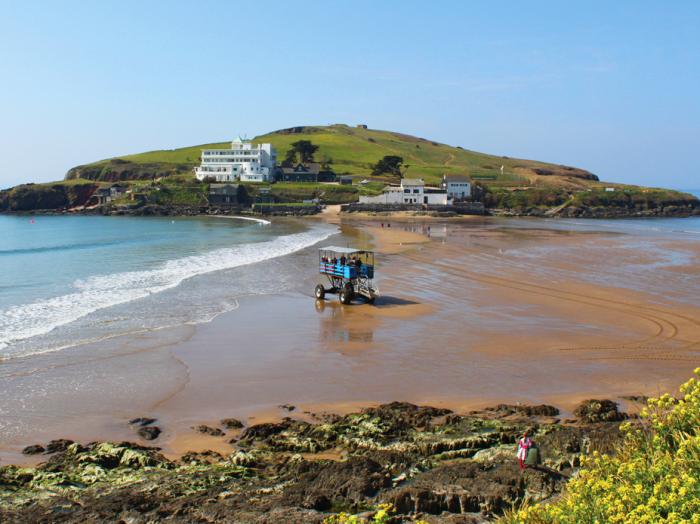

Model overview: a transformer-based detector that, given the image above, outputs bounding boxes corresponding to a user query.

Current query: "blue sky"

[0,1,698,189]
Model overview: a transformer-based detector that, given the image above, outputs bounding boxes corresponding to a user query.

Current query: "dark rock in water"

[129,417,157,426]
[240,420,295,442]
[193,425,225,437]
[22,444,45,455]
[45,439,74,454]
[137,426,161,440]
[279,404,296,412]
[574,399,626,423]
[621,395,649,404]
[221,417,244,429]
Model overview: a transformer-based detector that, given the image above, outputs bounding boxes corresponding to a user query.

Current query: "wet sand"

[2,216,700,464]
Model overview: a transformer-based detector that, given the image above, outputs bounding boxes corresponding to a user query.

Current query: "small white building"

[442,175,472,200]
[195,138,277,183]
[359,178,451,205]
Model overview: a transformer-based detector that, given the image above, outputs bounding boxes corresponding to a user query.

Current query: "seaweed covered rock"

[386,459,564,516]
[129,417,157,427]
[21,445,44,455]
[45,439,74,454]
[486,404,559,418]
[194,425,225,437]
[180,450,225,465]
[221,417,244,429]
[359,402,452,432]
[237,419,323,453]
[137,426,162,440]
[283,456,391,510]
[239,419,297,442]
[0,401,628,523]
[47,442,170,472]
[574,399,626,423]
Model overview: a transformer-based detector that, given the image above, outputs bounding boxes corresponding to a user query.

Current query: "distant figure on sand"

[517,432,533,470]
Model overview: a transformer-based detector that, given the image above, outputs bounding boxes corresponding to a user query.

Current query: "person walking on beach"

[517,431,533,470]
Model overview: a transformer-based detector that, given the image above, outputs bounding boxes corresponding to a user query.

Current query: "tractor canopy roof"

[319,246,372,255]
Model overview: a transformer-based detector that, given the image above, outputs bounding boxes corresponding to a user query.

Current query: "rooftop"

[319,246,371,254]
[282,163,321,175]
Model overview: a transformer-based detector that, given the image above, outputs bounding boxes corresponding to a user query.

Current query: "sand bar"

[1,217,699,464]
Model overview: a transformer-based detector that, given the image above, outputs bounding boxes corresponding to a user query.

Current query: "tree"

[283,140,319,166]
[371,155,403,178]
[282,149,297,167]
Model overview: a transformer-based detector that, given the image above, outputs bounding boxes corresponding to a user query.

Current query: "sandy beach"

[2,215,700,465]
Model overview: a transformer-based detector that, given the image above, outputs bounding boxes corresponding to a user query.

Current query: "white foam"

[211,215,271,225]
[0,226,334,354]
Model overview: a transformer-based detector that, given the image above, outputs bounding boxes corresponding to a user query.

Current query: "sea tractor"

[315,246,378,304]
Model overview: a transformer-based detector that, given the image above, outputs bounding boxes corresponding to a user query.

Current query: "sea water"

[0,215,335,359]
[487,189,700,306]
[1,193,698,360]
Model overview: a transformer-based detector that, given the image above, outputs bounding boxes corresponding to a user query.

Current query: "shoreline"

[2,214,700,467]
[0,389,634,522]
[2,197,700,220]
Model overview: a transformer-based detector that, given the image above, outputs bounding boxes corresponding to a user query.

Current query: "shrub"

[504,370,700,523]
[323,503,419,524]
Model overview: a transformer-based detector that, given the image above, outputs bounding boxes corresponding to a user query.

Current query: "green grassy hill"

[65,124,599,189]
[3,124,694,214]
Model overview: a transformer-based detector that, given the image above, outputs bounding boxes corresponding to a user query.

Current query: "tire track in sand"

[407,255,698,360]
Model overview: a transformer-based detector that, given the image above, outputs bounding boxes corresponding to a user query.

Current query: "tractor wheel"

[339,288,353,305]
[314,284,325,300]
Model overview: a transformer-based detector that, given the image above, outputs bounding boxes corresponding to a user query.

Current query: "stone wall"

[251,204,322,216]
[341,202,486,215]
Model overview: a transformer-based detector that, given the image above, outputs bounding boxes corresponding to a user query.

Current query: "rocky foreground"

[0,400,628,523]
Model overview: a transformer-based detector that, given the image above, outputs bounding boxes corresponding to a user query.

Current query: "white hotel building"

[359,178,451,205]
[195,138,277,183]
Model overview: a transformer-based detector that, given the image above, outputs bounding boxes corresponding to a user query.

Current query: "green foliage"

[572,187,697,210]
[357,181,386,196]
[67,124,587,187]
[371,155,403,178]
[0,181,99,211]
[150,179,209,206]
[323,503,400,524]
[483,187,568,209]
[269,182,359,205]
[49,125,699,211]
[505,370,700,523]
[283,139,320,166]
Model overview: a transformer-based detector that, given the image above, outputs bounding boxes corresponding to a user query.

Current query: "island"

[2,124,698,218]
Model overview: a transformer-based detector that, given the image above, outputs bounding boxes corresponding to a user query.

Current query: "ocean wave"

[211,215,272,225]
[0,225,335,353]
